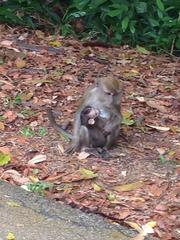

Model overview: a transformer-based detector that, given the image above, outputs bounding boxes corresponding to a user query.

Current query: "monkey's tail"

[46,107,73,140]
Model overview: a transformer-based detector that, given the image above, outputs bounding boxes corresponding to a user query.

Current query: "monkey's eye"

[83,108,91,114]
[106,92,111,96]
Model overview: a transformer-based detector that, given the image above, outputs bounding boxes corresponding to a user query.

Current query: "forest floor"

[0,25,179,240]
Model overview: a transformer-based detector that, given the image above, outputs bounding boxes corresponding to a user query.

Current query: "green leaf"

[6,232,15,240]
[136,45,150,54]
[38,127,47,137]
[107,192,116,201]
[89,0,107,9]
[156,0,165,11]
[13,95,22,106]
[107,9,122,17]
[20,126,35,137]
[135,2,147,13]
[114,32,122,44]
[20,108,35,117]
[121,16,129,32]
[80,168,98,179]
[122,118,134,126]
[159,155,167,164]
[149,18,159,27]
[0,57,4,64]
[28,181,53,195]
[130,21,135,34]
[75,0,90,10]
[0,151,11,166]
[68,11,86,19]
[121,111,135,126]
[157,9,163,18]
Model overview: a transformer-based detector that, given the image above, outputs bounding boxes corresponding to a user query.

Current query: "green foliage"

[0,0,63,29]
[0,0,179,53]
[38,127,47,137]
[122,111,135,126]
[20,126,35,137]
[28,181,54,195]
[0,151,11,166]
[20,108,36,117]
[65,0,180,52]
[3,94,22,108]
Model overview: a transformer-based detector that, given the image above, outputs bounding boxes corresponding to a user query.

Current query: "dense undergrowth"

[0,0,179,54]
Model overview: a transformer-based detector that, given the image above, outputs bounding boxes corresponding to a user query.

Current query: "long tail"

[46,107,73,140]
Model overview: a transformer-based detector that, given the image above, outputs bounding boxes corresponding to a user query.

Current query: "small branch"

[0,73,14,86]
[170,37,175,55]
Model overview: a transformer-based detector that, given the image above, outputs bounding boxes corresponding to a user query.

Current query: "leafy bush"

[0,0,65,29]
[0,0,179,53]
[64,0,180,52]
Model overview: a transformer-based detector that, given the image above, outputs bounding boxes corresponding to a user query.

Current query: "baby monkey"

[81,106,99,126]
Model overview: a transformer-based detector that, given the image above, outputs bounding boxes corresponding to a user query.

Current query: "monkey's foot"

[82,147,111,159]
[65,143,79,154]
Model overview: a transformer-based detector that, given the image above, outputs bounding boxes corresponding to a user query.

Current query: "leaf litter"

[0,25,179,239]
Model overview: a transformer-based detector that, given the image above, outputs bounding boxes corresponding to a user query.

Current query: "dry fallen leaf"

[0,40,13,47]
[146,124,170,131]
[21,92,34,101]
[15,58,26,68]
[118,209,131,219]
[48,40,62,47]
[156,147,166,155]
[125,221,142,233]
[3,169,30,185]
[77,151,90,160]
[92,183,102,192]
[0,121,5,130]
[3,111,17,122]
[35,30,45,39]
[126,221,156,240]
[29,176,39,183]
[0,146,11,154]
[113,181,144,192]
[142,221,156,235]
[175,148,180,160]
[136,96,145,102]
[7,201,20,207]
[57,143,64,154]
[28,154,47,164]
[148,184,164,197]
[146,100,167,113]
[62,74,75,81]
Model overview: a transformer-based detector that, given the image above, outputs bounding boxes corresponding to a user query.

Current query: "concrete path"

[0,181,136,240]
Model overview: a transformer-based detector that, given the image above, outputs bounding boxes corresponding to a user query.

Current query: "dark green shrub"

[64,0,180,52]
[0,0,64,29]
[0,0,179,53]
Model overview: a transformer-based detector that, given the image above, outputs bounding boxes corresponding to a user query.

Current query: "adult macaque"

[47,76,122,156]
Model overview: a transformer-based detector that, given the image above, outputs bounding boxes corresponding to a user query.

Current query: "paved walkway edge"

[0,180,138,240]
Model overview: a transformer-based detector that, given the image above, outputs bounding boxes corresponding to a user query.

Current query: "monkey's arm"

[104,112,121,149]
[46,108,73,140]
